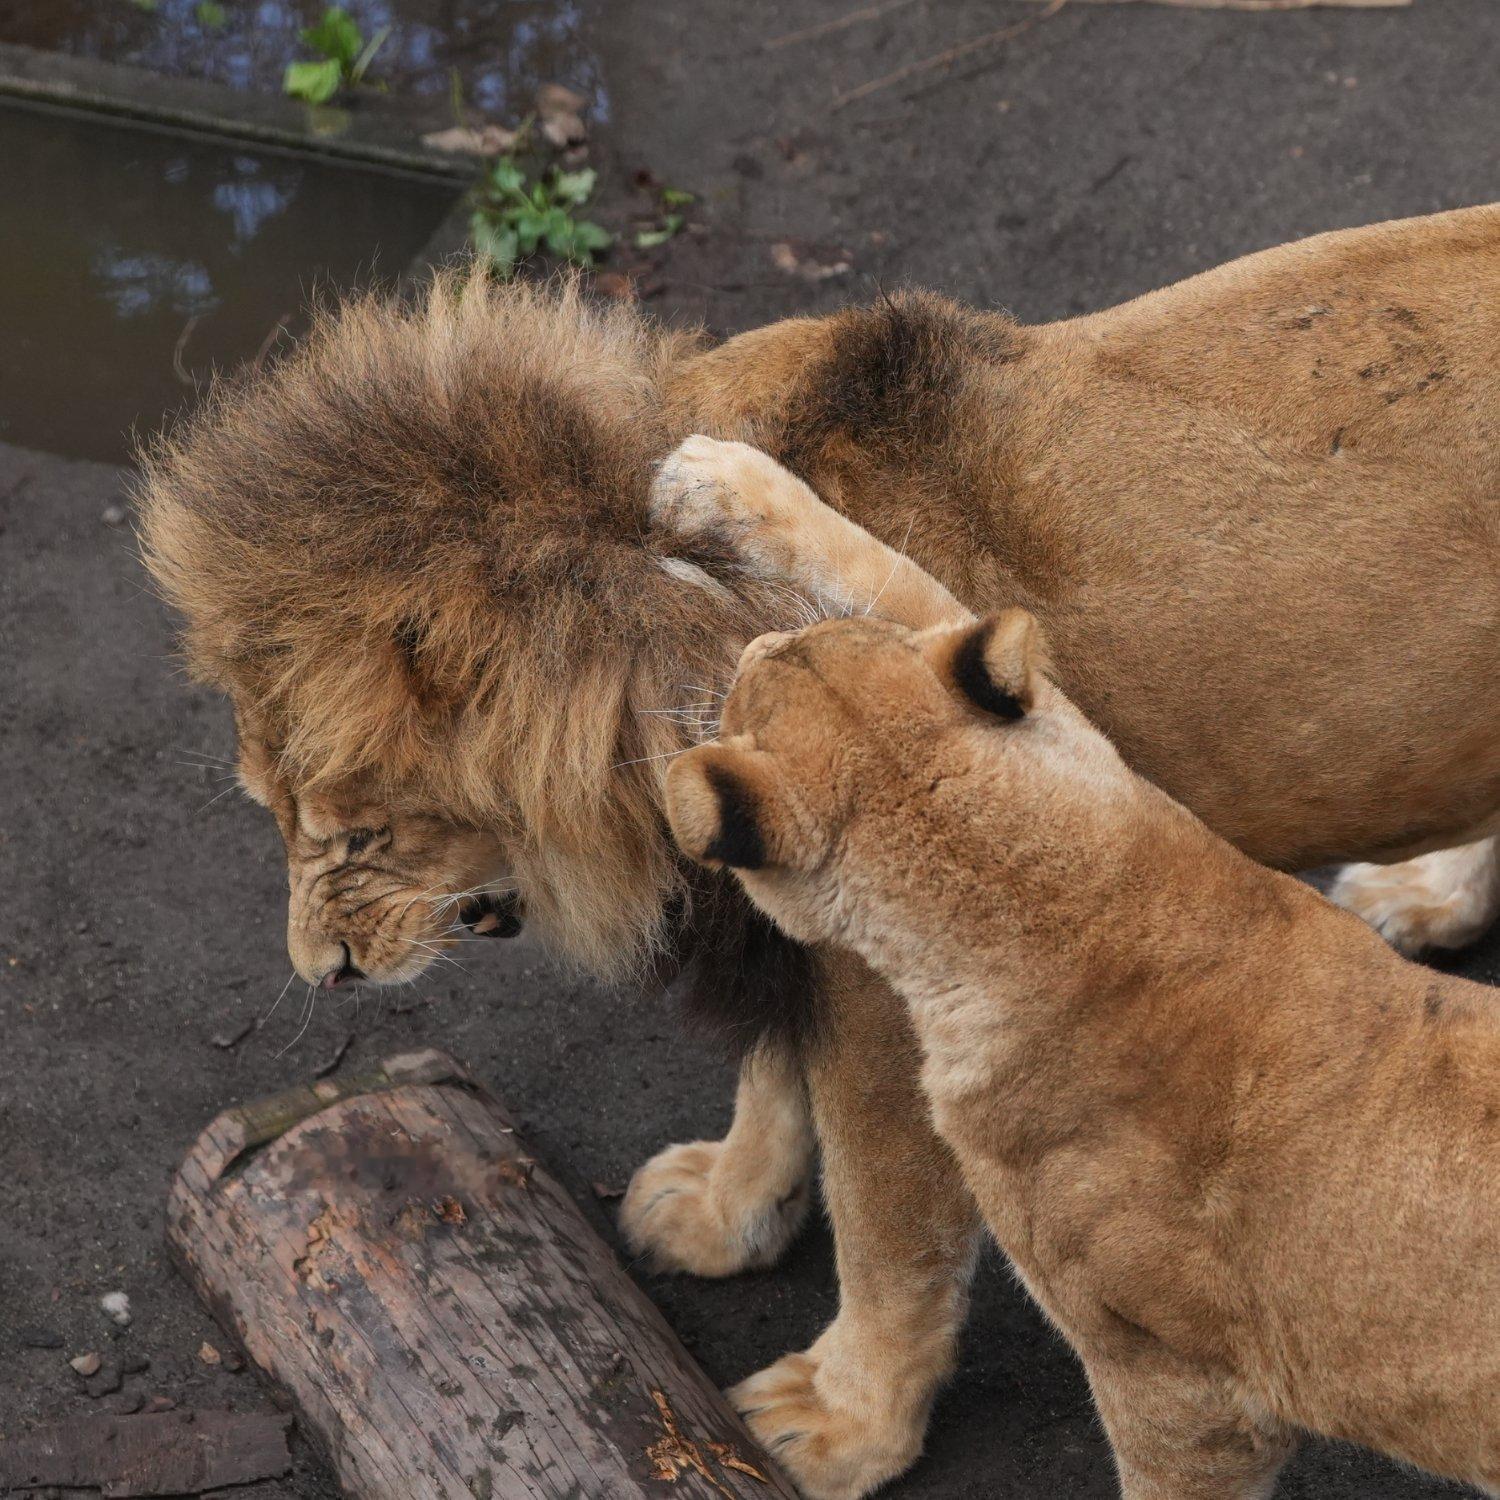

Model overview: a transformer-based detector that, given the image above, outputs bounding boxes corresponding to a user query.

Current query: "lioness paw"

[729,1351,923,1500]
[620,1139,809,1278]
[1330,838,1500,956]
[650,435,826,586]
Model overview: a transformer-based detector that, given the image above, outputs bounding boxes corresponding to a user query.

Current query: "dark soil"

[2,2,1497,1496]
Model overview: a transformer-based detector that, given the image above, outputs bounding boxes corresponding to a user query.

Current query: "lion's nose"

[320,943,365,990]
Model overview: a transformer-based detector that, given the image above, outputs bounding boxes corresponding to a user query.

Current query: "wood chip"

[421,124,518,156]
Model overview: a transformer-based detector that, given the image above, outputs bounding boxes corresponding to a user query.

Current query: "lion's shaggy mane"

[136,274,819,1039]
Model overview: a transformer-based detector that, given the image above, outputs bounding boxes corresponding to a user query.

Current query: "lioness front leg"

[1330,835,1500,955]
[651,435,972,632]
[621,1041,815,1276]
[1085,1354,1294,1500]
[730,952,981,1500]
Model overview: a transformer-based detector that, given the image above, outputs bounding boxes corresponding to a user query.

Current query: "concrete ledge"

[0,42,476,181]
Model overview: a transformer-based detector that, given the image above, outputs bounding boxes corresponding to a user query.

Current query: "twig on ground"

[831,0,1068,111]
[764,0,921,51]
[1011,0,1407,8]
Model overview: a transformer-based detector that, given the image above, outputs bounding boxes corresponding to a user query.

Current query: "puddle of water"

[0,102,457,465]
[1,0,605,124]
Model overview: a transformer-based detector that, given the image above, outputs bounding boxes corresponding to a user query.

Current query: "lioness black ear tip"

[666,751,771,871]
[951,618,1027,720]
[700,761,768,870]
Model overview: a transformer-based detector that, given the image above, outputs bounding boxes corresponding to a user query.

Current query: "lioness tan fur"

[668,609,1500,1499]
[136,206,1500,1499]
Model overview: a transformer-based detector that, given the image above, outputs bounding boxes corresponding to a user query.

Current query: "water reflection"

[91,247,218,319]
[0,0,606,124]
[0,103,455,464]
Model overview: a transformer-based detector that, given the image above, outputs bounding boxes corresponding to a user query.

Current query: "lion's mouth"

[458,891,523,939]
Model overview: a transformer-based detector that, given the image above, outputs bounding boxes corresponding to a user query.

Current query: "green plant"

[634,185,694,250]
[283,7,389,105]
[470,158,612,278]
[194,1,228,29]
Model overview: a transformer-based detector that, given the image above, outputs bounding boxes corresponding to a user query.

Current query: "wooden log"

[166,1050,796,1500]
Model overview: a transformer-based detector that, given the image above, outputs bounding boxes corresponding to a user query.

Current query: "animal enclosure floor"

[3,0,1498,1495]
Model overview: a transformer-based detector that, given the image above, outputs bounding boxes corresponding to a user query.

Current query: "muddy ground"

[3,1,1499,1496]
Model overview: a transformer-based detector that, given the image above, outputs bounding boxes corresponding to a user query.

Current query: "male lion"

[666,606,1500,1499]
[137,206,1500,1499]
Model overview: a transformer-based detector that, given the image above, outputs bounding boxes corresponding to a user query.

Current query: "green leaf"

[514,210,547,255]
[551,168,597,206]
[660,186,695,207]
[487,158,526,195]
[470,214,519,277]
[194,1,227,28]
[283,57,343,103]
[633,214,682,250]
[571,220,613,251]
[301,7,362,68]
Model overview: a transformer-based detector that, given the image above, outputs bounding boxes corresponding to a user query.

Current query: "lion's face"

[238,729,520,989]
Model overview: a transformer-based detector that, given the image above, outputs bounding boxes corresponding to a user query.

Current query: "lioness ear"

[934,610,1043,720]
[666,744,798,871]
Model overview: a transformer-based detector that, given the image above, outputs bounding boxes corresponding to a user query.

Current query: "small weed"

[634,186,694,250]
[127,0,159,12]
[470,156,612,278]
[283,7,390,105]
[194,1,228,29]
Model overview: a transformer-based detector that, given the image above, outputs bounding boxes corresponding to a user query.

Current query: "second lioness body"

[667,613,1500,1500]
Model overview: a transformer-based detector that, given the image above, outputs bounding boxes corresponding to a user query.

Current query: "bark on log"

[167,1050,797,1500]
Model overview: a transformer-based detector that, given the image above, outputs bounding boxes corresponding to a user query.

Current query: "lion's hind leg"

[1330,835,1500,956]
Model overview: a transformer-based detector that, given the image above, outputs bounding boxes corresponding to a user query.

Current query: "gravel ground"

[2,1,1498,1496]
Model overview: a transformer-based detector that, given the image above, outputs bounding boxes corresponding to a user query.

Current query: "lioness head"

[666,610,1122,953]
[136,275,817,1000]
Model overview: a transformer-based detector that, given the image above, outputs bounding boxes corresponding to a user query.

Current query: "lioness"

[666,609,1500,1500]
[137,206,1500,1498]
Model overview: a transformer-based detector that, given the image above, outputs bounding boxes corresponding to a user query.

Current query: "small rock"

[198,1341,222,1366]
[100,1291,132,1327]
[70,1352,102,1377]
[121,1353,151,1375]
[222,1349,245,1373]
[18,1326,64,1350]
[107,1392,144,1415]
[100,503,127,527]
[86,1362,124,1397]
[144,1393,178,1413]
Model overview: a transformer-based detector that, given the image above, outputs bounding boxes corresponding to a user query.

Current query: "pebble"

[198,1341,222,1366]
[107,1391,143,1415]
[85,1361,124,1398]
[221,1349,245,1373]
[69,1351,102,1377]
[100,503,127,527]
[100,1291,131,1327]
[144,1394,178,1413]
[121,1353,151,1375]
